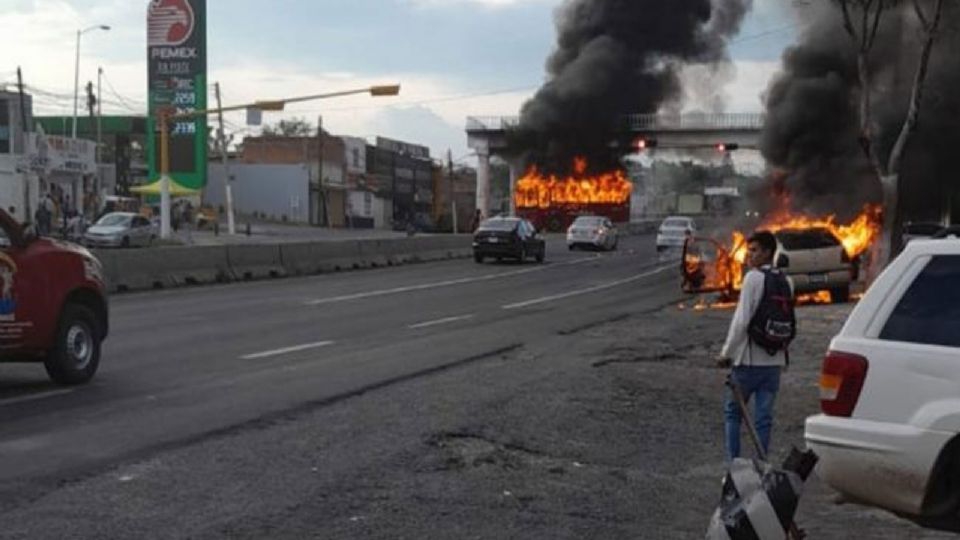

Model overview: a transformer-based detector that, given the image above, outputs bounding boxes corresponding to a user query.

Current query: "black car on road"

[473,217,546,264]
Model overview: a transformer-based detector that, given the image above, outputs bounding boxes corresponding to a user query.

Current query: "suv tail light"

[820,351,869,417]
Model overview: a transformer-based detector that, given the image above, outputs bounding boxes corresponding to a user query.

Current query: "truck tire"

[44,304,102,385]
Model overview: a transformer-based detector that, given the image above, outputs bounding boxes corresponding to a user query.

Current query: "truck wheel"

[830,286,851,304]
[44,304,101,385]
[536,249,545,264]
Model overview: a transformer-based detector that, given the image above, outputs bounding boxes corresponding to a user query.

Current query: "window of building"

[880,255,960,348]
[0,100,10,154]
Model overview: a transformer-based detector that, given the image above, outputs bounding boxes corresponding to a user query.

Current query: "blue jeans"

[724,365,781,462]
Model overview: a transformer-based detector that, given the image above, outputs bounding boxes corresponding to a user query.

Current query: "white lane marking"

[240,341,335,360]
[0,388,76,406]
[502,264,674,310]
[407,314,475,330]
[303,256,599,306]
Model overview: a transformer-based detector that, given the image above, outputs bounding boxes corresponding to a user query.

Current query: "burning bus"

[514,157,632,232]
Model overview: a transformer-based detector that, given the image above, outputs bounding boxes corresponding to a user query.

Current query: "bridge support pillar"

[506,157,525,217]
[476,149,491,220]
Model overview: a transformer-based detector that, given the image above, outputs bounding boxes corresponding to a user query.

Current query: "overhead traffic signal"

[716,143,740,153]
[635,137,658,152]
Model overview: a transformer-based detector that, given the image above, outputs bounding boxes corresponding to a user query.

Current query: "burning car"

[682,204,882,305]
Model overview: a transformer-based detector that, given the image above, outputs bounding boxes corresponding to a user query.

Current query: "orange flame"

[724,204,882,292]
[515,157,632,209]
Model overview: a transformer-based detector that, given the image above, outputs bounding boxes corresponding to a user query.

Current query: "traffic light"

[716,143,739,153]
[635,137,658,151]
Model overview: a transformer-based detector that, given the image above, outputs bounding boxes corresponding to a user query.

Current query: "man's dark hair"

[748,230,777,255]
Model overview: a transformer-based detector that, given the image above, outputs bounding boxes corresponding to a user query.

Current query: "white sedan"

[805,238,960,531]
[656,216,697,252]
[567,216,618,251]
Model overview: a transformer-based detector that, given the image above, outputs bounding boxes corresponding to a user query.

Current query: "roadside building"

[240,134,346,226]
[0,90,37,222]
[33,115,149,197]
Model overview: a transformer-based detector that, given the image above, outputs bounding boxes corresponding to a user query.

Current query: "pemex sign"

[146,0,207,190]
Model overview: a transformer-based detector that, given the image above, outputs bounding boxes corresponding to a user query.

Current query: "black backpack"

[748,269,796,356]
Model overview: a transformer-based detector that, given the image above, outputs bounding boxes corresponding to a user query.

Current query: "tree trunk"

[870,173,900,283]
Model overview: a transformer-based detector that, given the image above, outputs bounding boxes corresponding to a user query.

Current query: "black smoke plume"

[513,0,753,174]
[760,1,960,222]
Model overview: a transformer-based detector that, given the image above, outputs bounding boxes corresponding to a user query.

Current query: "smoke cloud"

[759,0,960,221]
[513,0,754,174]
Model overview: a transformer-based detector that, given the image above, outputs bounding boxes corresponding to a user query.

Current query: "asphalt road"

[0,234,680,506]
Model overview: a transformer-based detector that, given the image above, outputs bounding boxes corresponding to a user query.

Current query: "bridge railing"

[466,113,765,132]
[466,116,521,132]
[624,112,765,131]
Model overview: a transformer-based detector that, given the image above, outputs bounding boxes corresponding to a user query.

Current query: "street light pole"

[156,84,400,240]
[72,25,110,139]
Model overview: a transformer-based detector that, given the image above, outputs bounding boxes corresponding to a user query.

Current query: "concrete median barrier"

[101,235,474,294]
[280,240,366,275]
[94,245,231,292]
[227,244,286,281]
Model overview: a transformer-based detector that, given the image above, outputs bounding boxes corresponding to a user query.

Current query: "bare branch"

[866,1,886,50]
[839,0,861,44]
[913,0,931,30]
[887,0,946,174]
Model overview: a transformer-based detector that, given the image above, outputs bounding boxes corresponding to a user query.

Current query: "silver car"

[567,215,619,251]
[84,212,156,248]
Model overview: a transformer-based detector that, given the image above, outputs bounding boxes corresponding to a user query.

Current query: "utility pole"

[214,82,236,234]
[448,149,457,234]
[16,67,31,222]
[317,115,328,227]
[96,68,103,196]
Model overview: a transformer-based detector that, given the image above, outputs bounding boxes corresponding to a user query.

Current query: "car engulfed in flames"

[515,157,632,231]
[681,203,883,306]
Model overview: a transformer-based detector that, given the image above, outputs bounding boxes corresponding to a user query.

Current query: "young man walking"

[717,230,794,462]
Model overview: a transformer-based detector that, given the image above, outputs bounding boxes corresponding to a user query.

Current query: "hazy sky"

[0,0,797,160]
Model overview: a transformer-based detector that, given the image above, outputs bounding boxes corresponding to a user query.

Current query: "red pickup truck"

[0,209,108,384]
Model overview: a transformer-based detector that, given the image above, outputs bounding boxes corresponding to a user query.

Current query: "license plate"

[487,237,499,243]
[809,273,828,284]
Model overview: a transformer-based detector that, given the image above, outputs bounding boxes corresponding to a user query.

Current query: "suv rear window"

[663,218,690,227]
[776,229,840,250]
[880,255,960,348]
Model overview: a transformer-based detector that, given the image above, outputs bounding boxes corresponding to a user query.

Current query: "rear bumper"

[788,269,851,292]
[568,233,605,247]
[656,235,686,247]
[473,243,522,258]
[805,414,952,516]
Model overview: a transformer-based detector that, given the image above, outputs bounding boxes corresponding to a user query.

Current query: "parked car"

[903,222,944,244]
[473,217,545,264]
[567,215,619,251]
[656,216,697,251]
[773,227,857,302]
[0,209,108,384]
[805,238,960,532]
[84,212,156,248]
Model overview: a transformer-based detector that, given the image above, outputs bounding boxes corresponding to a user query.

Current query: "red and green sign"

[146,0,207,190]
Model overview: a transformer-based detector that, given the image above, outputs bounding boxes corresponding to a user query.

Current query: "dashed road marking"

[502,264,674,310]
[240,341,335,360]
[407,314,475,330]
[303,256,599,306]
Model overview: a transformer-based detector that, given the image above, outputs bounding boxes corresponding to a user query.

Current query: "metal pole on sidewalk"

[215,82,236,235]
[16,67,31,222]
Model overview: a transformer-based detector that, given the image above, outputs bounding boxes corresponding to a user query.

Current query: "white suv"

[805,238,960,531]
